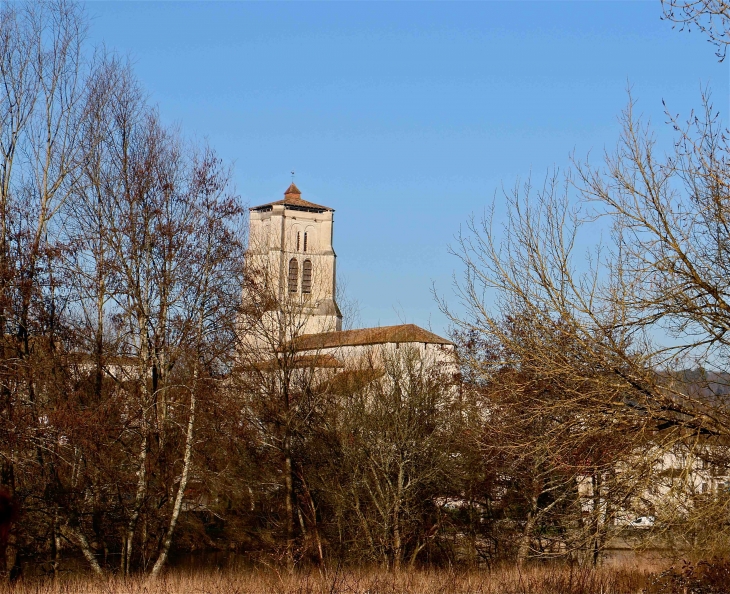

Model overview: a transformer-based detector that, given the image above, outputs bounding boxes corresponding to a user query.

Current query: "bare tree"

[662,0,730,60]
[442,85,730,559]
[324,345,473,569]
[235,244,343,568]
[0,28,245,575]
[458,315,659,565]
[0,0,93,578]
[0,0,256,578]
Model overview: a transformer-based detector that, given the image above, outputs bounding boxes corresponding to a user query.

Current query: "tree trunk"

[392,461,405,570]
[62,526,103,576]
[125,432,148,575]
[0,466,18,580]
[51,513,60,578]
[591,472,603,567]
[517,494,538,567]
[304,482,324,566]
[150,379,196,577]
[284,437,295,569]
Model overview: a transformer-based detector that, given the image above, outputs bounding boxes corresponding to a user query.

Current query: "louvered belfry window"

[302,260,312,294]
[296,232,301,251]
[303,232,308,252]
[288,258,298,293]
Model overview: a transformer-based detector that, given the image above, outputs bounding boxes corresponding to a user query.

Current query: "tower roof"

[250,184,334,213]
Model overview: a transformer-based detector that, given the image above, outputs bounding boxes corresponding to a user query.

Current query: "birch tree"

[0,0,92,578]
[71,111,244,575]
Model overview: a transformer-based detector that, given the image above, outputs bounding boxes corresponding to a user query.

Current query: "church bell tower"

[247,184,342,336]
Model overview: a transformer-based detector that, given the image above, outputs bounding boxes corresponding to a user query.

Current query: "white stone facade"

[246,184,342,338]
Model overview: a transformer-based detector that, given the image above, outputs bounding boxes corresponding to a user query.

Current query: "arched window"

[288,258,298,293]
[303,232,308,252]
[302,260,312,294]
[296,231,301,251]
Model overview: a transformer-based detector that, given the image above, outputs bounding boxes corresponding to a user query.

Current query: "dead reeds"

[0,563,662,594]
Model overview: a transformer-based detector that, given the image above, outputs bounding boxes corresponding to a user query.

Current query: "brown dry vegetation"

[0,564,664,594]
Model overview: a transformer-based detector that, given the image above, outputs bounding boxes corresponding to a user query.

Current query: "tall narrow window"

[296,232,301,251]
[288,258,298,293]
[303,232,308,252]
[302,260,312,294]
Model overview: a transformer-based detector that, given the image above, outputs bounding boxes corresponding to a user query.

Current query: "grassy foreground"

[0,563,678,594]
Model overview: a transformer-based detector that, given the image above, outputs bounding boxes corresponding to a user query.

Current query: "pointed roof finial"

[284,182,301,197]
[291,170,295,183]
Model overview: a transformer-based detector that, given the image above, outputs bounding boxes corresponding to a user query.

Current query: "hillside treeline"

[3,0,730,581]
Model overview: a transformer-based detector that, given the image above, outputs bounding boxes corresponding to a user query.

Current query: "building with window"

[247,183,341,336]
[244,184,453,367]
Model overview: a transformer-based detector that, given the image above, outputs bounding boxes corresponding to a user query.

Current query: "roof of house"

[319,367,386,394]
[248,353,344,371]
[250,183,333,213]
[291,324,453,351]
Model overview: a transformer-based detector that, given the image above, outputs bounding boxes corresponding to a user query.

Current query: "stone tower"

[247,184,342,337]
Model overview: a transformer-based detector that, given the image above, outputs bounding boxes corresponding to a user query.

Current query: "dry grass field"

[0,563,673,594]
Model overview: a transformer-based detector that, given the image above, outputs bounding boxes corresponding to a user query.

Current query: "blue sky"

[86,2,728,336]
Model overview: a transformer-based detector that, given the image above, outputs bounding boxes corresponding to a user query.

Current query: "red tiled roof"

[291,324,453,351]
[250,353,344,371]
[250,184,333,212]
[319,368,386,394]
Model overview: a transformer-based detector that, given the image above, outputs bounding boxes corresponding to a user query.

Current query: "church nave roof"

[291,323,453,351]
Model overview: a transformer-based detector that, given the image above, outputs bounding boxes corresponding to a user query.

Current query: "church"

[244,183,454,367]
